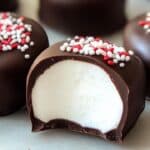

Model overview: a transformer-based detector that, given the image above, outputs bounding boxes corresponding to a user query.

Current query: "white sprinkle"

[100,50,106,56]
[17,45,21,50]
[87,37,94,42]
[3,34,8,39]
[66,47,71,52]
[125,56,130,62]
[17,38,21,43]
[144,25,149,29]
[27,27,32,32]
[7,45,12,50]
[24,54,30,59]
[146,17,150,21]
[12,35,17,39]
[74,36,79,40]
[107,51,113,58]
[26,36,30,43]
[96,49,101,55]
[67,38,71,41]
[113,59,118,64]
[30,41,34,46]
[120,55,126,61]
[21,47,26,52]
[60,46,65,51]
[79,50,84,54]
[11,39,17,44]
[147,12,150,17]
[120,63,125,68]
[118,47,125,52]
[21,34,25,38]
[24,44,29,49]
[84,49,89,55]
[63,42,69,47]
[79,38,85,44]
[2,46,7,51]
[97,40,103,47]
[91,41,98,47]
[146,29,150,34]
[89,50,95,55]
[129,50,134,55]
[116,54,121,60]
[11,30,16,35]
[73,48,78,53]
[102,43,108,49]
[70,40,75,45]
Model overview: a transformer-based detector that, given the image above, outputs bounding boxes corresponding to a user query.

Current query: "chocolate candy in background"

[39,0,127,35]
[0,0,18,11]
[0,12,49,116]
[124,12,150,99]
[27,36,146,142]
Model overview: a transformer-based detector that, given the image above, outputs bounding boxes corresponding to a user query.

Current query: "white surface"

[0,0,150,149]
[32,60,123,133]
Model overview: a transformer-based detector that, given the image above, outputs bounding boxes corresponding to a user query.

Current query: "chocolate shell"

[124,12,150,99]
[0,0,18,11]
[27,37,145,142]
[39,0,127,35]
[0,13,49,115]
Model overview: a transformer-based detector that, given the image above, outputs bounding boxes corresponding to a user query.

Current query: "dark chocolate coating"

[0,0,18,11]
[123,13,150,99]
[39,0,127,35]
[27,42,146,142]
[0,13,49,115]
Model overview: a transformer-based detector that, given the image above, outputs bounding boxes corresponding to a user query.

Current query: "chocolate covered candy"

[0,0,18,11]
[0,12,49,115]
[39,0,127,35]
[124,12,150,99]
[27,36,145,142]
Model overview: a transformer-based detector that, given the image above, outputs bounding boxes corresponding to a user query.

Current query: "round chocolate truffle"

[39,0,127,35]
[0,12,49,115]
[27,36,145,142]
[124,12,150,99]
[0,0,18,11]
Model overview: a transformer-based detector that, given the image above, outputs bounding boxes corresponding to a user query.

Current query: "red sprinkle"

[72,44,82,50]
[138,21,150,26]
[11,43,18,48]
[24,32,31,36]
[107,60,114,65]
[21,39,26,45]
[103,56,110,61]
[109,47,114,52]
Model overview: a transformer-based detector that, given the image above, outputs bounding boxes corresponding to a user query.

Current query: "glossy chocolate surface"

[39,0,127,35]
[0,0,18,11]
[0,13,49,115]
[27,40,146,142]
[124,13,150,98]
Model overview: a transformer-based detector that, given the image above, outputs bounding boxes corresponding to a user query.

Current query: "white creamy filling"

[32,60,123,133]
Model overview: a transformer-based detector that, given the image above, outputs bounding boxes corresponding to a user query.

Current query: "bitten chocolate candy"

[27,36,145,142]
[124,12,150,99]
[39,0,127,35]
[0,0,18,11]
[0,12,49,115]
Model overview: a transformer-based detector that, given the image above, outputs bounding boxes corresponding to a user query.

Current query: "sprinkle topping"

[0,13,34,59]
[138,12,150,34]
[60,36,134,68]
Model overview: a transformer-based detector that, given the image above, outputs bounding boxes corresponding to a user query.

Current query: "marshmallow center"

[32,60,123,133]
